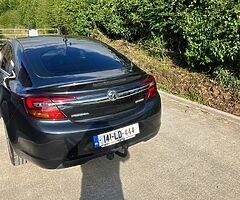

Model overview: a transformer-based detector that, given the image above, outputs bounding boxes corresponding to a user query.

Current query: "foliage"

[213,67,240,88]
[0,10,21,27]
[0,0,19,14]
[51,0,100,36]
[35,0,55,28]
[0,0,239,88]
[178,1,240,68]
[139,34,166,59]
[96,0,154,40]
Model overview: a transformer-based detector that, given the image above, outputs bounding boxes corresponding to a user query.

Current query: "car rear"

[8,37,161,168]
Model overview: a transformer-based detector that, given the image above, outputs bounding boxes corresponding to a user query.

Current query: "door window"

[0,44,7,70]
[0,44,14,75]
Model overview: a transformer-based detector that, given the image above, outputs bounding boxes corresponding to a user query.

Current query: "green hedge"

[178,1,240,68]
[53,0,240,70]
[0,0,239,73]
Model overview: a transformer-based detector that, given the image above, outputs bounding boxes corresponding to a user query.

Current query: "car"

[0,36,161,169]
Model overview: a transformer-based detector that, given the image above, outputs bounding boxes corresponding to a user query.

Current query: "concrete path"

[0,94,239,200]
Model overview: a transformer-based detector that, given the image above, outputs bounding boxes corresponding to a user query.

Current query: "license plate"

[93,123,140,148]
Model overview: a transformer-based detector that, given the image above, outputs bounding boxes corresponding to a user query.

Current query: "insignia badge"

[107,90,118,101]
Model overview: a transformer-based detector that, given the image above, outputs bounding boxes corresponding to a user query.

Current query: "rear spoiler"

[25,72,145,92]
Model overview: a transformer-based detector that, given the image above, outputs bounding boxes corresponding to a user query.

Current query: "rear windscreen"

[24,42,127,77]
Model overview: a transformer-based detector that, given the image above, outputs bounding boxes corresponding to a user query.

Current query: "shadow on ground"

[80,153,130,200]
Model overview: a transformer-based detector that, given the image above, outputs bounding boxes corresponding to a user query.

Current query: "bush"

[139,34,166,59]
[178,0,240,68]
[213,66,240,88]
[0,0,239,83]
[0,10,21,27]
[96,0,154,40]
[93,0,240,70]
[52,0,100,36]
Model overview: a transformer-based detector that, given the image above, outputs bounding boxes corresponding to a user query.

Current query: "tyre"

[4,124,27,166]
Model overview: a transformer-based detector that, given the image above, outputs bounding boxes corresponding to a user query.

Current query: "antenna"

[60,27,68,46]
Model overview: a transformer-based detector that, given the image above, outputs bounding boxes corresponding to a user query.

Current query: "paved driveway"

[0,95,239,200]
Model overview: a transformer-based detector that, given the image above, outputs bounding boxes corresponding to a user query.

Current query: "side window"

[0,45,7,70]
[0,44,14,75]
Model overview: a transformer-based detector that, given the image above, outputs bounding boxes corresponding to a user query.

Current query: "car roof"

[15,36,101,51]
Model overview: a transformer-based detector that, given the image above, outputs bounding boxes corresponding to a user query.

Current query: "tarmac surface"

[0,94,240,200]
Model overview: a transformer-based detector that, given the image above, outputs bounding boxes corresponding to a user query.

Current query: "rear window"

[24,42,126,77]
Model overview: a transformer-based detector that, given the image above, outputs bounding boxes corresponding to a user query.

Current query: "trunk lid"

[27,71,148,123]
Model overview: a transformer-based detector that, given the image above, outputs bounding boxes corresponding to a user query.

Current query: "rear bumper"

[8,94,161,169]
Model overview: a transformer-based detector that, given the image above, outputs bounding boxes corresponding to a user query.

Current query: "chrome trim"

[71,113,90,118]
[135,98,144,103]
[2,69,16,89]
[53,82,154,106]
[0,68,11,76]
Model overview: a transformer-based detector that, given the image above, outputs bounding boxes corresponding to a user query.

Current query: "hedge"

[0,0,239,72]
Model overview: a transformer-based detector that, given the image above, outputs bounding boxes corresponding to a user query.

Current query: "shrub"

[0,0,239,83]
[178,0,240,68]
[213,66,240,88]
[0,10,21,27]
[96,0,154,40]
[139,34,166,59]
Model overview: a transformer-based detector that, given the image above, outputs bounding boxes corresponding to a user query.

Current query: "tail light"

[141,75,158,100]
[24,96,75,120]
